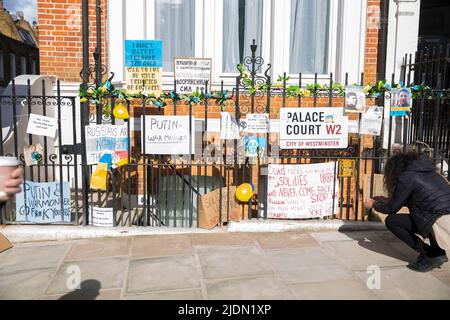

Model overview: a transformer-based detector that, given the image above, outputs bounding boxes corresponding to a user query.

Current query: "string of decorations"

[78,65,450,113]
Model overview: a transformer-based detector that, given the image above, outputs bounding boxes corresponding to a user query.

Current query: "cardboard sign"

[338,159,356,177]
[141,115,195,154]
[241,113,270,133]
[0,232,13,253]
[85,125,129,165]
[26,113,58,138]
[174,58,212,94]
[267,162,339,219]
[125,67,163,95]
[220,112,241,139]
[15,181,71,223]
[360,106,383,136]
[125,40,162,67]
[279,108,348,149]
[198,186,241,229]
[91,207,114,227]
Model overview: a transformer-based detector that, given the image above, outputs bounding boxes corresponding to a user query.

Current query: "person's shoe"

[407,254,448,272]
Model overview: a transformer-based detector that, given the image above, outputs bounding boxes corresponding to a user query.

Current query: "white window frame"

[108,0,367,89]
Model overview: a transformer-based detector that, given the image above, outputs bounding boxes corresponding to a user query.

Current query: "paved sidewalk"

[1,230,450,300]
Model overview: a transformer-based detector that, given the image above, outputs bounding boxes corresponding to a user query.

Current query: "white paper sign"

[85,125,129,165]
[267,162,339,219]
[279,108,348,149]
[348,120,360,134]
[174,58,212,94]
[91,207,114,227]
[142,115,195,154]
[26,113,58,138]
[241,113,270,133]
[220,112,241,139]
[360,106,383,136]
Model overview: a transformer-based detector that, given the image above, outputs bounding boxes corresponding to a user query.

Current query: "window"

[222,0,263,73]
[289,0,330,74]
[0,52,4,80]
[31,59,37,75]
[10,54,16,78]
[155,0,195,72]
[21,56,27,75]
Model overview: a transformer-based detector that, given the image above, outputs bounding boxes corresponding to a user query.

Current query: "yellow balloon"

[113,103,129,120]
[236,183,253,202]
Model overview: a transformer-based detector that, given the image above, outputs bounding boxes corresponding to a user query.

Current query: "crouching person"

[364,151,450,272]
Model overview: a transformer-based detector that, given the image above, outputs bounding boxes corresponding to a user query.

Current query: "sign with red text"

[267,162,339,219]
[279,108,348,149]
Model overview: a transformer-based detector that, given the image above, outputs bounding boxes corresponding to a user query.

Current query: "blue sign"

[243,136,266,157]
[15,181,71,223]
[125,40,162,67]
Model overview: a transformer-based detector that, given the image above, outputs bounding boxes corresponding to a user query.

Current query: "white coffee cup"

[0,156,21,197]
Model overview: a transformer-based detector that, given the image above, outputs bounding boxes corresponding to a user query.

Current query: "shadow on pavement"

[58,279,101,300]
[338,227,413,263]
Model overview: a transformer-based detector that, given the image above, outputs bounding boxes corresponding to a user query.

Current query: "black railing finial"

[251,39,257,57]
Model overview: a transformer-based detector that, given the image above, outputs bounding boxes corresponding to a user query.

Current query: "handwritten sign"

[15,181,71,223]
[280,108,348,149]
[125,40,162,67]
[174,58,212,94]
[360,106,383,136]
[198,186,241,229]
[267,162,339,219]
[141,115,195,154]
[241,113,270,133]
[85,125,129,165]
[338,159,356,177]
[125,67,162,95]
[91,207,114,227]
[26,113,58,138]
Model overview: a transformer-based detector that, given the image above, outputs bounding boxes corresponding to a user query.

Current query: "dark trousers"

[385,214,446,258]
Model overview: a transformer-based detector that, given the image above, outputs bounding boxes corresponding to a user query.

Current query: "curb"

[1,220,387,243]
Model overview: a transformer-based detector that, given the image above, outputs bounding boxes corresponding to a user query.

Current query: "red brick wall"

[364,0,381,84]
[38,0,107,82]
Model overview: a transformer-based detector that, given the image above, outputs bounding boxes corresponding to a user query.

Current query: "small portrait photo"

[345,86,366,113]
[393,88,412,107]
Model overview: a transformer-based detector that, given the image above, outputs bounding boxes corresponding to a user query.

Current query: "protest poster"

[338,159,356,177]
[243,136,266,157]
[23,144,43,166]
[125,40,162,67]
[267,162,339,219]
[125,67,162,95]
[390,88,412,117]
[220,112,241,139]
[240,113,270,133]
[174,58,212,94]
[198,186,241,229]
[85,125,129,165]
[125,40,163,95]
[279,108,348,149]
[348,120,360,134]
[360,106,383,136]
[26,113,58,138]
[15,181,71,223]
[141,115,195,154]
[345,85,366,113]
[91,207,114,227]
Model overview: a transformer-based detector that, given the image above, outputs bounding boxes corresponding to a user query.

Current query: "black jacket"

[374,156,450,238]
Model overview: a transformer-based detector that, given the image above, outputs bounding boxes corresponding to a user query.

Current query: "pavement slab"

[125,289,203,300]
[131,234,192,258]
[65,237,131,261]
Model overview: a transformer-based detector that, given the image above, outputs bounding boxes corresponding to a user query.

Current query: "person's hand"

[0,167,24,202]
[364,198,375,209]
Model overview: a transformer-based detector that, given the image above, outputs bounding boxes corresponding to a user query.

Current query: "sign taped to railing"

[279,108,348,149]
[174,58,212,94]
[85,124,129,165]
[267,162,339,219]
[15,181,71,223]
[141,115,195,154]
